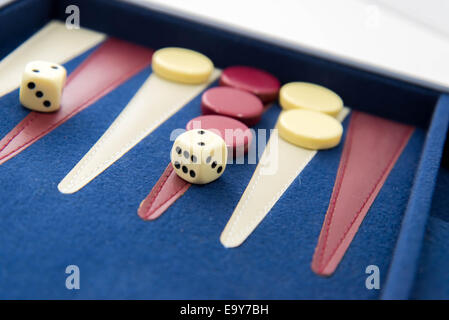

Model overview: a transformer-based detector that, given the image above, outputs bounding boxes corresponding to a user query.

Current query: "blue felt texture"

[381,95,449,300]
[0,0,448,299]
[429,167,449,223]
[412,168,449,299]
[412,217,449,299]
[0,51,427,298]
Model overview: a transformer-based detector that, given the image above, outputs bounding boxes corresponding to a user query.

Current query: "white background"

[126,0,449,92]
[1,0,448,91]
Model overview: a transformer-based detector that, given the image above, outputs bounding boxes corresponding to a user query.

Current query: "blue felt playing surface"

[1,0,449,300]
[381,96,449,299]
[412,168,449,299]
[0,48,432,299]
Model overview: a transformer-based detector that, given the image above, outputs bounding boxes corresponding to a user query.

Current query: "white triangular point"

[220,107,350,248]
[58,70,221,194]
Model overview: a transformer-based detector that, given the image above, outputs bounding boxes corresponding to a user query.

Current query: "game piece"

[278,109,343,150]
[2,0,447,301]
[0,21,105,99]
[219,66,280,103]
[152,47,214,84]
[221,81,346,247]
[58,67,220,194]
[220,108,350,248]
[19,61,67,112]
[186,115,252,155]
[201,87,263,126]
[312,111,413,276]
[279,82,343,116]
[139,115,249,221]
[171,129,227,184]
[0,39,152,166]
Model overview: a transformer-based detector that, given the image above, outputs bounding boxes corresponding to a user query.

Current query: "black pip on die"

[171,129,227,184]
[20,61,66,112]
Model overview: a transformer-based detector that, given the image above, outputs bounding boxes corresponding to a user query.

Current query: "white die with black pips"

[20,60,66,112]
[171,129,227,184]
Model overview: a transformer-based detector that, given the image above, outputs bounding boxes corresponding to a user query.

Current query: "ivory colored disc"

[279,82,343,116]
[278,109,343,150]
[152,47,214,84]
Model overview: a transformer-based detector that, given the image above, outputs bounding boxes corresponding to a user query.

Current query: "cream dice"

[171,129,227,184]
[20,61,67,112]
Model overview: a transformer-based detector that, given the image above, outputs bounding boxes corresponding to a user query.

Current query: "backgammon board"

[0,0,448,300]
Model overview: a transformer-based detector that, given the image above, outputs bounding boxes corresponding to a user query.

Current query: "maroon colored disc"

[219,66,280,103]
[186,115,252,155]
[201,87,263,126]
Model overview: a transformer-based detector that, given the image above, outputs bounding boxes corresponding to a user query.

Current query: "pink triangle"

[0,38,153,165]
[138,163,191,221]
[312,111,414,276]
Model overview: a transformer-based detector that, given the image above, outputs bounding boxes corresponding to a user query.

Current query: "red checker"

[186,115,252,155]
[219,66,280,103]
[201,87,263,126]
